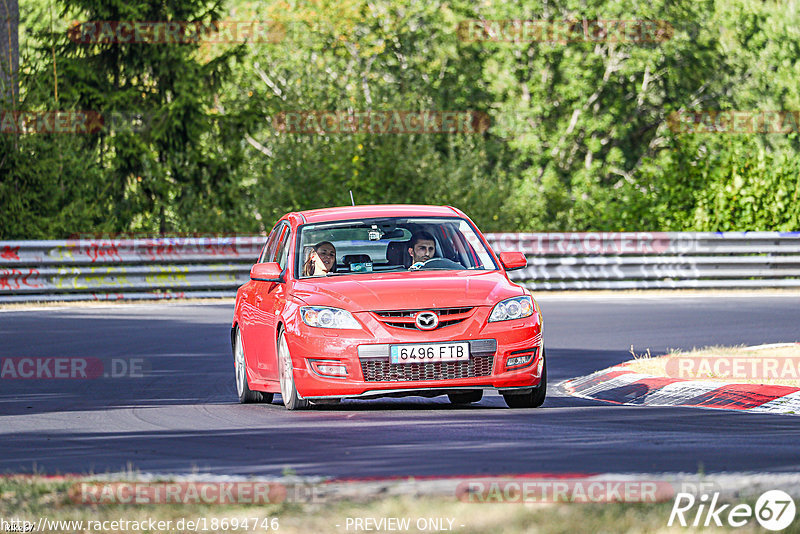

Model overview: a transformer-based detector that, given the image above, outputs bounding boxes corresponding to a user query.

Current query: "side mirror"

[250,262,284,282]
[498,251,527,271]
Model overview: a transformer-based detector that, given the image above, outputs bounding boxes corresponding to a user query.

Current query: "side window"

[258,240,270,263]
[261,224,285,263]
[275,229,291,269]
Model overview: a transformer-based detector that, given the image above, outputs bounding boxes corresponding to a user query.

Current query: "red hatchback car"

[231,205,545,409]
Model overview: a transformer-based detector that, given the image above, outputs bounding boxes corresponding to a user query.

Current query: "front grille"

[374,307,473,318]
[380,318,468,329]
[361,354,494,382]
[372,307,475,331]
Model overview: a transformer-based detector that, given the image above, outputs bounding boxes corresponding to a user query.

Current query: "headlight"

[488,296,534,322]
[300,306,360,329]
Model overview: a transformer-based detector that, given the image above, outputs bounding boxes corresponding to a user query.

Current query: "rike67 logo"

[669,490,796,531]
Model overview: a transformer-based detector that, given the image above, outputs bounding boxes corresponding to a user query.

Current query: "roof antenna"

[349,190,355,206]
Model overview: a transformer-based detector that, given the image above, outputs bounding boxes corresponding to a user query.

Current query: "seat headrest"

[343,254,371,266]
[386,240,411,268]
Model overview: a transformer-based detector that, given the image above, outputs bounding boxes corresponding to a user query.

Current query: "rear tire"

[448,390,483,405]
[234,328,273,404]
[502,349,547,408]
[278,330,308,410]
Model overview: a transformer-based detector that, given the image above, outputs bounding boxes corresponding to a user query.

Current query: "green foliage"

[0,133,110,238]
[225,0,511,231]
[1,0,799,237]
[690,138,800,230]
[2,0,255,237]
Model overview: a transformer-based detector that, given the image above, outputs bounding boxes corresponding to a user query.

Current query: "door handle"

[255,295,263,306]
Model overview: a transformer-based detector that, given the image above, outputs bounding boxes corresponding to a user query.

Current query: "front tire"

[234,328,273,404]
[502,349,547,408]
[278,330,308,410]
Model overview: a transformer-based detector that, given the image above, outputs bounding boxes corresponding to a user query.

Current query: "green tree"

[2,0,254,238]
[224,0,513,231]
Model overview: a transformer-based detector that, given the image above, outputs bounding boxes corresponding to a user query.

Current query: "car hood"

[291,270,523,311]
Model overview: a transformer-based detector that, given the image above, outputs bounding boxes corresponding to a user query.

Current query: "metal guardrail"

[0,237,262,302]
[485,232,800,290]
[1,232,799,302]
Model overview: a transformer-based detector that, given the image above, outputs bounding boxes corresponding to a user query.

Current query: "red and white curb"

[561,345,800,415]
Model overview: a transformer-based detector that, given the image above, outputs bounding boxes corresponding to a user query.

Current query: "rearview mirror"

[498,251,527,271]
[250,262,284,282]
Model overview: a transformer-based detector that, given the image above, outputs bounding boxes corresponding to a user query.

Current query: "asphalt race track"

[1,295,799,478]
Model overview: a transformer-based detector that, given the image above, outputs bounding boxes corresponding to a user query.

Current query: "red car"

[231,205,545,409]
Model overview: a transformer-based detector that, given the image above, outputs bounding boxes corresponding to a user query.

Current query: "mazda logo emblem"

[415,311,439,330]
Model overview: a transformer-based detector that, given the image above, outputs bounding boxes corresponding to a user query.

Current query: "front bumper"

[286,307,544,399]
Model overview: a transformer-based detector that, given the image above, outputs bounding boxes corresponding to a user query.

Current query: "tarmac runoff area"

[561,343,800,415]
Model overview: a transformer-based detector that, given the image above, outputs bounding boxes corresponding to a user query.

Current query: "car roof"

[295,204,464,224]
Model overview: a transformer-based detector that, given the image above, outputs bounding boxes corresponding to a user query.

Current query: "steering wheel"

[410,257,464,270]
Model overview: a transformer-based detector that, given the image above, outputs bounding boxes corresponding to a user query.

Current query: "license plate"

[390,342,470,364]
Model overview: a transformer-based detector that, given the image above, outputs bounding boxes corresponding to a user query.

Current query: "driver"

[408,231,436,269]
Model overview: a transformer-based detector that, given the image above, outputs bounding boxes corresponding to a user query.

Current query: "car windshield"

[296,217,498,278]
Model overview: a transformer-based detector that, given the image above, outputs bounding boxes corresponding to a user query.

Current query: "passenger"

[303,241,337,277]
[408,231,436,268]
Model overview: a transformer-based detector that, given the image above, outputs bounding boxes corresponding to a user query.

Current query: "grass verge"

[0,476,784,534]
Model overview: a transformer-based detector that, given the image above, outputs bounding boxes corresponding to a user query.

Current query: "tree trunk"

[0,0,20,106]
